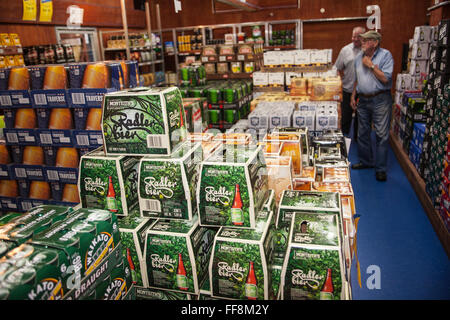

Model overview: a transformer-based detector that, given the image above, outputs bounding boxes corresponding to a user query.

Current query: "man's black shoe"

[351,162,374,170]
[375,171,387,182]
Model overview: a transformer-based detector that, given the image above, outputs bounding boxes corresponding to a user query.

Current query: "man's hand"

[362,55,373,69]
[351,93,357,110]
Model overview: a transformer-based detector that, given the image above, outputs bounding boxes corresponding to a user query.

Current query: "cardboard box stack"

[422,20,450,231]
[254,49,336,91]
[0,205,135,300]
[393,21,450,232]
[0,60,141,213]
[178,79,253,132]
[246,94,340,137]
[199,43,264,76]
[1,75,357,300]
[0,33,25,68]
[392,25,435,176]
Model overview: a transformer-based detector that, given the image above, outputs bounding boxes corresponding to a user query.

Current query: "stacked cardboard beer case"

[393,21,450,232]
[423,20,450,227]
[393,25,433,158]
[76,85,207,299]
[0,205,135,300]
[248,73,342,136]
[190,137,279,300]
[0,61,140,214]
[274,130,354,300]
[227,123,356,300]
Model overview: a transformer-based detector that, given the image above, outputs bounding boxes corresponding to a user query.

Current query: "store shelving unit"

[161,19,302,82]
[99,2,165,85]
[0,46,23,56]
[389,132,450,257]
[206,72,253,80]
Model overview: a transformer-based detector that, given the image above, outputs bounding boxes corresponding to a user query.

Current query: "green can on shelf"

[224,88,236,104]
[207,88,222,104]
[208,109,221,124]
[224,109,239,124]
[180,67,189,81]
[188,88,203,98]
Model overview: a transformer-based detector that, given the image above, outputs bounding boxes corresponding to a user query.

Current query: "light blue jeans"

[356,91,392,173]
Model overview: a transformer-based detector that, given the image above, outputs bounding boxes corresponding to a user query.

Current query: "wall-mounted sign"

[22,0,37,21]
[174,0,182,13]
[366,5,381,31]
[66,5,84,29]
[39,0,53,22]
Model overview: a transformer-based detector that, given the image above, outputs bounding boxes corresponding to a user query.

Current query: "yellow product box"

[261,141,284,157]
[310,77,342,101]
[290,77,309,96]
[9,33,21,47]
[322,166,350,183]
[264,132,302,176]
[187,132,214,142]
[213,133,252,145]
[14,55,25,66]
[292,179,311,191]
[5,55,15,67]
[265,156,293,203]
[296,166,316,182]
[0,33,12,46]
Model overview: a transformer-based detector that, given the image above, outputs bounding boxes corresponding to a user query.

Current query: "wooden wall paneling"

[429,4,450,26]
[0,0,146,28]
[302,20,366,62]
[1,24,57,47]
[0,0,432,83]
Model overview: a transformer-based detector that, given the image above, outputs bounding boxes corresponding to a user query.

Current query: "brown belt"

[359,90,390,98]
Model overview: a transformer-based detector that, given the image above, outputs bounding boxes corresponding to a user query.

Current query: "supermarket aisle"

[347,132,450,300]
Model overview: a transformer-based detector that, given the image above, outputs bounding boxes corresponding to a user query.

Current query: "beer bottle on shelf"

[106,176,118,213]
[245,261,257,300]
[231,184,244,226]
[319,268,334,300]
[176,253,188,291]
[126,247,137,284]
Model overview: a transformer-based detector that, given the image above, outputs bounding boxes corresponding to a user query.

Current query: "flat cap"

[360,30,382,40]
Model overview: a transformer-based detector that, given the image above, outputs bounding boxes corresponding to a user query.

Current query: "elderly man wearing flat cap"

[350,30,394,182]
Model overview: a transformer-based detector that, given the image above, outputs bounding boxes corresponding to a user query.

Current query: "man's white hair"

[353,26,366,34]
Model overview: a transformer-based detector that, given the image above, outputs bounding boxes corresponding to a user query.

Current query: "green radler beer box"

[198,144,268,228]
[138,142,202,220]
[143,216,217,295]
[280,211,347,300]
[78,147,141,216]
[102,86,188,156]
[209,190,276,300]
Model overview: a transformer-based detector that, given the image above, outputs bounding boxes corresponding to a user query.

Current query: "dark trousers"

[342,91,358,140]
[357,92,392,173]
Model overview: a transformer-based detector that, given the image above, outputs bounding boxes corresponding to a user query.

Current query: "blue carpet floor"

[347,131,450,300]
